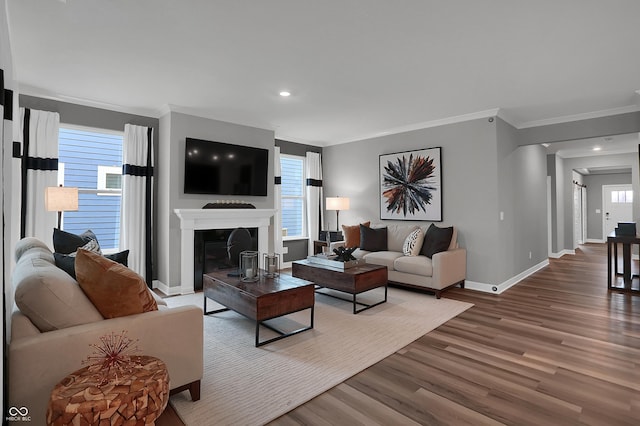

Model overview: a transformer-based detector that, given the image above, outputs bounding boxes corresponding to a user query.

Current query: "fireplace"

[193,228,258,291]
[174,208,276,294]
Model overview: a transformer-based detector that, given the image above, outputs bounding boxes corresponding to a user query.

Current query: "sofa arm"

[9,305,203,426]
[329,241,346,252]
[432,248,466,289]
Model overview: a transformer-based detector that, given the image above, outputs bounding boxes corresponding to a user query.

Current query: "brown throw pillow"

[342,222,370,248]
[75,249,157,319]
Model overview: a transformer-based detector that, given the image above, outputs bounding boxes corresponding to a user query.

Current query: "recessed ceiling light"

[279,91,291,97]
[593,147,602,151]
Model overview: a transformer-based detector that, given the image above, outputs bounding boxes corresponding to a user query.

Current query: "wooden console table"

[606,231,640,293]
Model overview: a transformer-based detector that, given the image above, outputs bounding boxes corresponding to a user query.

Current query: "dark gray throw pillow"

[53,228,100,254]
[54,250,129,279]
[360,226,387,252]
[421,224,453,258]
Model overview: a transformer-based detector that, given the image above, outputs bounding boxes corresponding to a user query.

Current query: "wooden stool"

[46,355,170,425]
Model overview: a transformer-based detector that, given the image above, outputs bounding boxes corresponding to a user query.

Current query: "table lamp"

[45,185,79,229]
[326,196,350,232]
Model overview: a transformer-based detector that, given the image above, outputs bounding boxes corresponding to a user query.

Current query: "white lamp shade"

[326,197,350,211]
[45,187,79,212]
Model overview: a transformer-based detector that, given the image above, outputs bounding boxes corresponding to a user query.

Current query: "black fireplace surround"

[193,228,258,291]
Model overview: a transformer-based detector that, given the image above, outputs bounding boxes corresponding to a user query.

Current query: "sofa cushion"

[13,256,104,332]
[380,224,414,252]
[402,227,424,256]
[421,224,454,258]
[53,228,101,255]
[360,225,387,251]
[54,250,130,279]
[75,249,158,319]
[342,222,370,248]
[394,255,433,277]
[362,251,402,271]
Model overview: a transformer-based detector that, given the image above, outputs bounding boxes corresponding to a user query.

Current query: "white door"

[573,184,583,246]
[603,184,633,237]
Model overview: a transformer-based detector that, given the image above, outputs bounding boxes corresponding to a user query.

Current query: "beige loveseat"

[333,223,466,298]
[8,238,203,425]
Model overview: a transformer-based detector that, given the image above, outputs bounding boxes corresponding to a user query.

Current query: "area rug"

[166,287,472,426]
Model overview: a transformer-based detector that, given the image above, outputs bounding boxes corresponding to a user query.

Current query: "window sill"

[283,236,308,242]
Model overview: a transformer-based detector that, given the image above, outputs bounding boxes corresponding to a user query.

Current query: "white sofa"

[8,237,203,425]
[332,223,466,298]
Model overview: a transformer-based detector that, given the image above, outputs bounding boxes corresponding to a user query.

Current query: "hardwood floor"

[270,244,640,425]
[160,243,640,425]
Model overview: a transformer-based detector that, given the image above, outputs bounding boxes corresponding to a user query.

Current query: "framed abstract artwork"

[379,147,442,221]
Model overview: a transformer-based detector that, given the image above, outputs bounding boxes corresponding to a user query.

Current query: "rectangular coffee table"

[292,260,388,314]
[203,270,315,346]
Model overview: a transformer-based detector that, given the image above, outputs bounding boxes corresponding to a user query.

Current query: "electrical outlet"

[529,251,532,259]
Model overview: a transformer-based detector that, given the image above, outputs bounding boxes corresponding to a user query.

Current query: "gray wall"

[519,112,640,146]
[584,172,632,240]
[157,112,275,288]
[496,119,548,279]
[2,0,17,353]
[19,95,159,135]
[324,117,510,286]
[561,153,638,250]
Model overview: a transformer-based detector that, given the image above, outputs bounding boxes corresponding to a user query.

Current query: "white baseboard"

[152,280,183,296]
[549,249,575,259]
[464,258,550,295]
[585,239,605,244]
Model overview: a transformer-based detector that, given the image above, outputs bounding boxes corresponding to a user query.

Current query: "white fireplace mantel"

[174,208,276,294]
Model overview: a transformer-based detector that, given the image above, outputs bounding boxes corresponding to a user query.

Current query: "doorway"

[602,184,633,238]
[573,181,587,247]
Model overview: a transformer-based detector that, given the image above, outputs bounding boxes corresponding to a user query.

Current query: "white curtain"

[273,146,284,257]
[305,152,323,255]
[120,124,154,284]
[19,108,59,248]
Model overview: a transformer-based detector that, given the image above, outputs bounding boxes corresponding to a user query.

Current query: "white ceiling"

[6,0,640,146]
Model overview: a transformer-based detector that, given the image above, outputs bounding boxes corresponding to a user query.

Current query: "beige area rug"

[166,287,472,426]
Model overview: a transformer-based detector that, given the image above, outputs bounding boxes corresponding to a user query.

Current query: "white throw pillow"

[402,228,424,256]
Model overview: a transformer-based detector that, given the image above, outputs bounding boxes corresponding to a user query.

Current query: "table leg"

[608,241,612,289]
[623,242,632,285]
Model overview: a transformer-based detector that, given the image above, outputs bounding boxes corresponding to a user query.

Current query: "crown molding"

[18,84,162,118]
[517,105,640,129]
[331,108,501,146]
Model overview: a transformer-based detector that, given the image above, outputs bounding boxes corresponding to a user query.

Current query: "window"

[58,126,123,250]
[611,190,633,204]
[280,155,306,238]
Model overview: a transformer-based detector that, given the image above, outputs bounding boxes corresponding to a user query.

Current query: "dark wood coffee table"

[292,260,388,314]
[203,270,315,346]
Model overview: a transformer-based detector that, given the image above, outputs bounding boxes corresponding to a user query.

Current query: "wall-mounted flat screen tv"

[184,138,268,196]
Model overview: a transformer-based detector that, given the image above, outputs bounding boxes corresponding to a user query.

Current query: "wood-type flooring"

[163,243,640,425]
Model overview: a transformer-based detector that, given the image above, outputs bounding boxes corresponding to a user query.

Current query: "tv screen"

[184,138,268,196]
